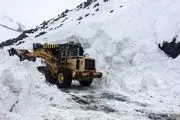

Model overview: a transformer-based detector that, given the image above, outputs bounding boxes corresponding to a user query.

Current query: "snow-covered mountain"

[0,15,26,42]
[0,0,180,119]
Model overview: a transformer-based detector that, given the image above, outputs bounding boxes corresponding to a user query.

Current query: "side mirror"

[83,53,89,58]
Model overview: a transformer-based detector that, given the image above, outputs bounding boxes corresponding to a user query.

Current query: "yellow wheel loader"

[8,42,102,88]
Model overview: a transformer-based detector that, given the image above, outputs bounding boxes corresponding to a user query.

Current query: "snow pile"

[0,0,180,119]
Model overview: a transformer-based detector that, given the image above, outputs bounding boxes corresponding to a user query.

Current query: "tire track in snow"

[9,99,19,112]
[59,88,149,114]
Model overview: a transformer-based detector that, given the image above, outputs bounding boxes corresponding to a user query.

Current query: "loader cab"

[55,42,84,58]
[54,42,95,71]
[65,42,84,57]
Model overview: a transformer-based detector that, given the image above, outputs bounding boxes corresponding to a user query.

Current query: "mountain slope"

[0,15,25,42]
[0,0,180,119]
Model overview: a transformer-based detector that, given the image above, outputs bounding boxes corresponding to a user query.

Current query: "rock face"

[0,33,28,48]
[159,36,180,59]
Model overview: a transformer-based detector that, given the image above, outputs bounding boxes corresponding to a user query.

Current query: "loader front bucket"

[8,48,17,56]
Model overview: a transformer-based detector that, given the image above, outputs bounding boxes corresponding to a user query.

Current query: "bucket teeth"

[8,50,11,56]
[8,48,14,56]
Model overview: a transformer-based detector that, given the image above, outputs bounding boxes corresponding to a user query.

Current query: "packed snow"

[0,0,180,119]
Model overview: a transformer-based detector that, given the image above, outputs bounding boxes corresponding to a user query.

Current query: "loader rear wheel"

[79,78,93,86]
[57,69,72,88]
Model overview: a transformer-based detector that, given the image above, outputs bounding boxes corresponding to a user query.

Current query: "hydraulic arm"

[8,47,59,76]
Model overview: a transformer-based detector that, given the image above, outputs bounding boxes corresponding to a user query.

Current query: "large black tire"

[79,78,93,86]
[45,73,57,85]
[37,66,56,84]
[57,69,72,88]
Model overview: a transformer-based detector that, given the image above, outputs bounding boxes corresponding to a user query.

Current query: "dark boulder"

[159,36,180,59]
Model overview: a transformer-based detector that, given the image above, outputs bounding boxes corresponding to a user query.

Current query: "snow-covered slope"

[0,0,180,119]
[0,15,25,42]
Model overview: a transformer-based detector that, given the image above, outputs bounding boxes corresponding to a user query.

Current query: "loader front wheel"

[79,78,93,86]
[57,69,72,88]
